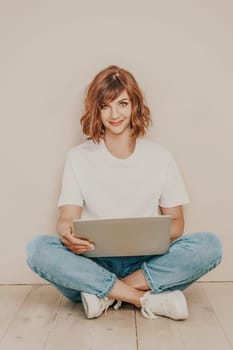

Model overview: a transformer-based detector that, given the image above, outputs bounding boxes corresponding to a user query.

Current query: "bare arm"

[159,205,184,242]
[56,204,83,237]
[56,205,94,254]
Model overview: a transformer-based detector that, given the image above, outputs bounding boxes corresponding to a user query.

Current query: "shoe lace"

[141,305,158,320]
[103,297,115,316]
[113,300,122,310]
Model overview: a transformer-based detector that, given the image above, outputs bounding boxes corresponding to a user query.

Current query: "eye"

[119,101,128,107]
[101,104,109,110]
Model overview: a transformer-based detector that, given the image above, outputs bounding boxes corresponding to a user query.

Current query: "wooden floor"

[0,282,232,350]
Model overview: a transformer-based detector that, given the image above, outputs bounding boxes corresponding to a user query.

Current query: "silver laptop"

[72,215,171,257]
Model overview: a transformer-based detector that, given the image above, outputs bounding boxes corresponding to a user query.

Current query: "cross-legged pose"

[26,65,222,320]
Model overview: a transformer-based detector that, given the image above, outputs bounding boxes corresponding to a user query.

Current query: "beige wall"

[1,1,232,283]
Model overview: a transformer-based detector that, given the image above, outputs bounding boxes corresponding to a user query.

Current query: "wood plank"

[1,283,232,350]
[203,282,233,347]
[45,298,137,350]
[136,306,184,349]
[0,285,61,350]
[0,285,32,339]
[136,283,232,350]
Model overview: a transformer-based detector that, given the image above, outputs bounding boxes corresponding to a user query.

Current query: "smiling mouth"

[110,120,123,126]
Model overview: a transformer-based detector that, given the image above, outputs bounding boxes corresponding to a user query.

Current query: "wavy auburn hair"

[80,65,152,142]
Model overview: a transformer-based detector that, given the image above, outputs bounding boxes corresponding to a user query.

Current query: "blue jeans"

[26,232,222,303]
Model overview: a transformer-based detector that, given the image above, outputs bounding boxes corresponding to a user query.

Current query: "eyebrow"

[101,98,129,106]
[118,98,129,102]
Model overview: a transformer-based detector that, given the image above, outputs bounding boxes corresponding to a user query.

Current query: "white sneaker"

[140,290,189,320]
[81,292,115,319]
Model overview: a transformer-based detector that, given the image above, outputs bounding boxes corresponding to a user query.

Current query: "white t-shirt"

[57,138,189,218]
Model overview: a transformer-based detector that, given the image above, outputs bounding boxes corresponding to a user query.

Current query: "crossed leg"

[108,270,149,307]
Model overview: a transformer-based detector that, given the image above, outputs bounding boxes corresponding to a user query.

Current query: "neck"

[104,130,136,159]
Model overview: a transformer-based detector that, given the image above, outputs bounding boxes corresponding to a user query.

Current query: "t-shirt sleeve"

[159,155,190,208]
[57,154,84,208]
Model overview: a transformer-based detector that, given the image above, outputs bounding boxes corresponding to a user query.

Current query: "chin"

[111,127,128,135]
[109,124,131,134]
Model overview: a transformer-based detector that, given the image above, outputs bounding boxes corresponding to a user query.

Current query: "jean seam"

[141,262,160,292]
[162,259,221,290]
[27,260,79,289]
[142,257,222,293]
[96,275,117,299]
[27,259,117,298]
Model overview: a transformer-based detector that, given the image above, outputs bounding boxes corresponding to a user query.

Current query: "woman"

[26,65,222,320]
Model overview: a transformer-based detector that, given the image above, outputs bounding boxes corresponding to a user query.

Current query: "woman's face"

[100,90,132,137]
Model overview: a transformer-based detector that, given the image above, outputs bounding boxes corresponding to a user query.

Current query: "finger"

[76,248,93,254]
[64,246,84,254]
[76,237,93,246]
[72,239,94,248]
[62,226,76,239]
[74,243,95,252]
[61,235,78,245]
[61,239,77,251]
[72,245,95,253]
[62,237,93,249]
[61,241,73,251]
[63,233,78,245]
[61,238,95,254]
[63,233,91,246]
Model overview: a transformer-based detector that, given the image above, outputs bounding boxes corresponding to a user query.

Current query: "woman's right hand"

[60,225,95,255]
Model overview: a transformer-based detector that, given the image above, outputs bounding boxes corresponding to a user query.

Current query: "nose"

[111,105,120,119]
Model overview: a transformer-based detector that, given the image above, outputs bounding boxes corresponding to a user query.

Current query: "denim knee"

[189,231,222,267]
[26,235,58,270]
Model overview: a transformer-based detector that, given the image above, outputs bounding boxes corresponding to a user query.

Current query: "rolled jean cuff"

[96,273,118,299]
[141,256,222,294]
[141,262,161,293]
